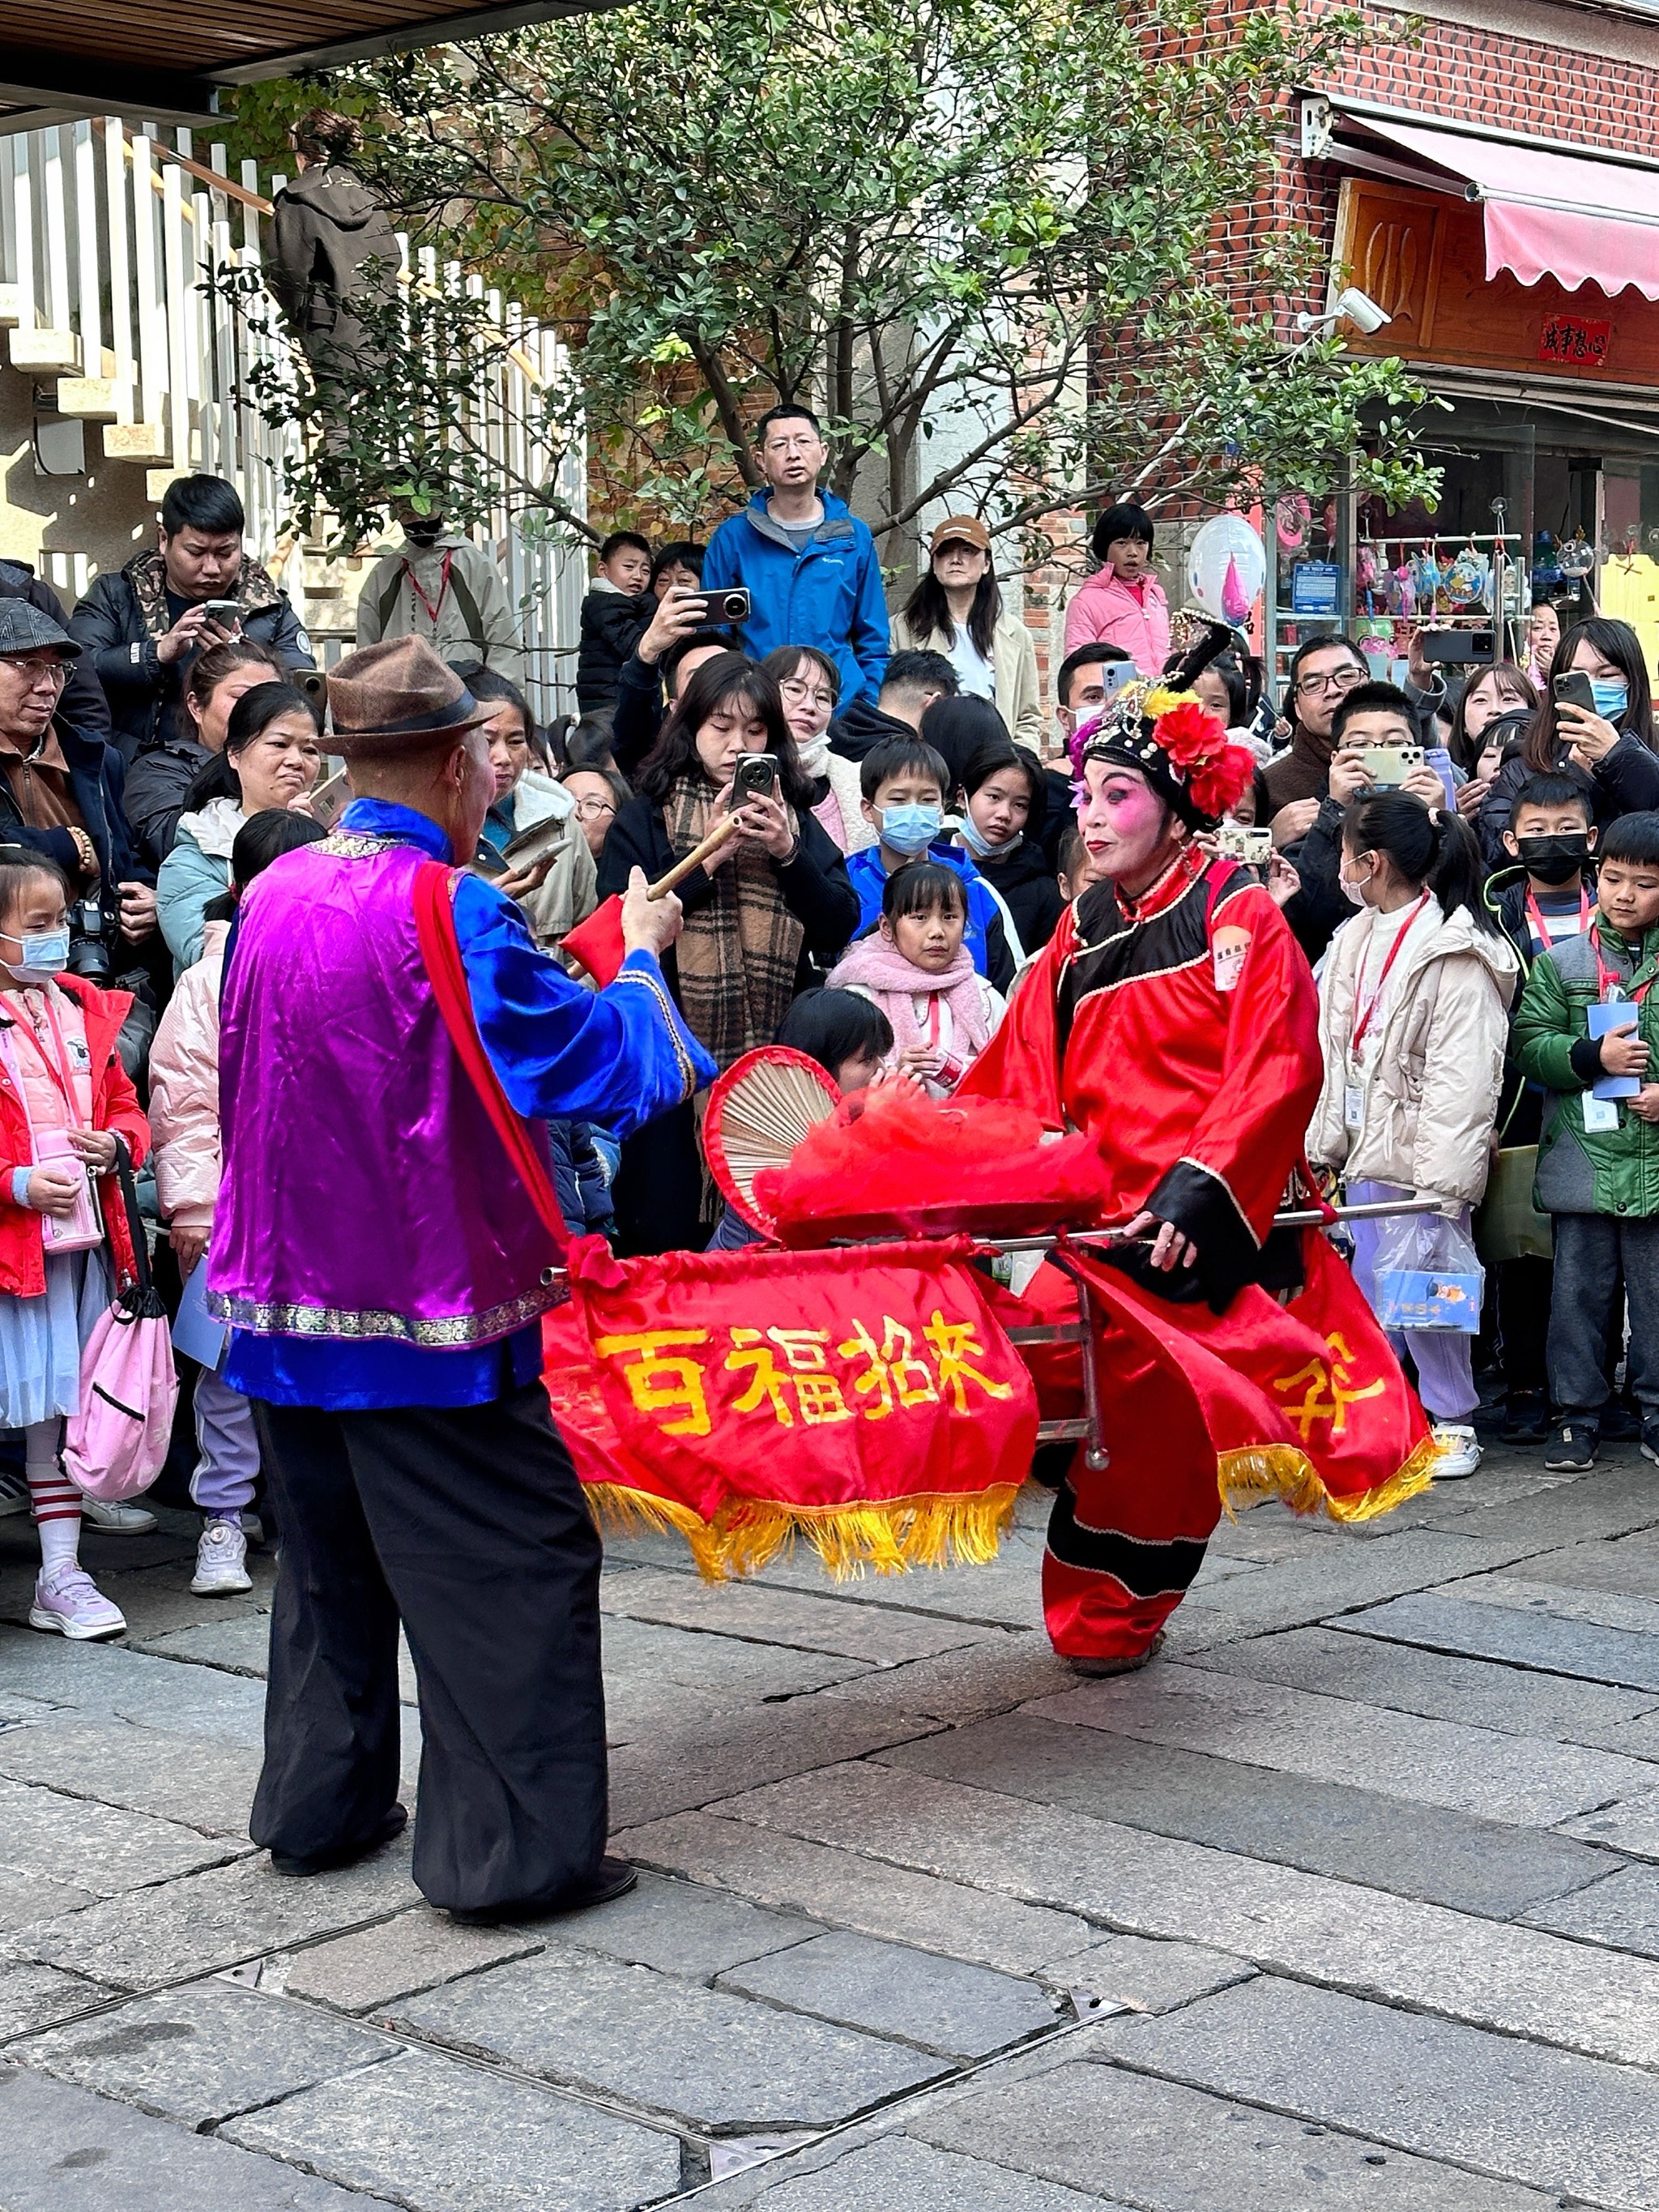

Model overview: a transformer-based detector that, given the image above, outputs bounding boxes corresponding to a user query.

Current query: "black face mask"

[1516,833,1590,886]
[403,521,445,547]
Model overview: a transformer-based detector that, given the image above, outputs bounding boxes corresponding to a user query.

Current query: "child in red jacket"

[0,850,149,1640]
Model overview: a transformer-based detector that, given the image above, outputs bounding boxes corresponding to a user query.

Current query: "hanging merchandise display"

[1188,515,1268,626]
[1445,543,1491,609]
[1275,493,1311,551]
[1557,532,1597,579]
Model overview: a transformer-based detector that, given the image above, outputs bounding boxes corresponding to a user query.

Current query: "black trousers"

[249,1382,608,1915]
[1547,1214,1659,1422]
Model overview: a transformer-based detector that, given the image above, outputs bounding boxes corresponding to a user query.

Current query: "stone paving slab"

[92,1557,275,1638]
[391,1945,949,2131]
[1021,1661,1653,1826]
[0,1961,113,2039]
[11,1837,420,1992]
[1562,1788,1659,1863]
[11,1977,399,2127]
[1450,1571,1659,1635]
[617,1808,1091,1973]
[0,1715,260,1837]
[0,2060,369,2210]
[0,1775,243,1896]
[539,1868,821,1978]
[601,1565,1007,1664]
[1085,1973,1659,2211]
[755,1527,1049,1628]
[1340,1589,1659,1690]
[1187,1624,1659,1756]
[0,1625,270,1748]
[0,1866,96,1931]
[1523,1864,1659,1957]
[909,2050,1559,2212]
[223,2044,683,2211]
[1034,1934,1255,2013]
[714,1761,1659,2066]
[599,1612,872,1698]
[1510,1531,1659,1601]
[738,2133,1120,2210]
[716,1928,1059,2056]
[881,1712,1614,1916]
[275,1909,547,2015]
[1164,1529,1513,1648]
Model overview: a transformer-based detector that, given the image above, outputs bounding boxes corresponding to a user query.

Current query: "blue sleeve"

[849,531,890,698]
[701,520,741,592]
[452,872,715,1136]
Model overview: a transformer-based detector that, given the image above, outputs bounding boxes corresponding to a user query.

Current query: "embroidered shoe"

[1065,1629,1167,1678]
[1430,1424,1482,1480]
[1545,1420,1597,1472]
[78,1494,159,1535]
[28,1563,126,1641]
[191,1516,252,1596]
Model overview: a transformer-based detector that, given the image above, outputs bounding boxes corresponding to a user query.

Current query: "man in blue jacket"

[702,406,889,705]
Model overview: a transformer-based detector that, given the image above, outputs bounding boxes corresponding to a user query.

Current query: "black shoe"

[447,1855,638,1928]
[1064,1629,1166,1679]
[1544,1420,1597,1472]
[1499,1391,1549,1445]
[1642,1419,1659,1467]
[268,1804,407,1878]
[1601,1399,1641,1442]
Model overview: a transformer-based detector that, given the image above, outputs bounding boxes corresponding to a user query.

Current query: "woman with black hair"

[1478,617,1659,870]
[953,742,1063,956]
[597,651,859,1253]
[1063,500,1170,673]
[451,662,595,941]
[157,683,321,971]
[1309,792,1519,1479]
[892,518,1040,746]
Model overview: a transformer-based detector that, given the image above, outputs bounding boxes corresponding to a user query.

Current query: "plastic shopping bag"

[1371,1208,1484,1333]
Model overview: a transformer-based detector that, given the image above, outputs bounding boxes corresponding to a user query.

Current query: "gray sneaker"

[191,1516,252,1595]
[0,1466,29,1519]
[78,1493,159,1535]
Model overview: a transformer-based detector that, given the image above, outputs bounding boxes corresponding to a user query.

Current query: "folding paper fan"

[703,1046,841,1235]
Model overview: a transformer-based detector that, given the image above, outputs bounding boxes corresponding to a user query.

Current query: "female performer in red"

[962,675,1325,1672]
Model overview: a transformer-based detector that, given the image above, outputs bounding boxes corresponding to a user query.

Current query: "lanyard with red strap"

[1350,890,1431,1057]
[9,989,86,1115]
[1525,882,1591,957]
[1593,920,1654,1006]
[403,549,454,631]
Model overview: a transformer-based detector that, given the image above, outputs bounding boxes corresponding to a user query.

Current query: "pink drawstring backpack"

[62,1142,178,1501]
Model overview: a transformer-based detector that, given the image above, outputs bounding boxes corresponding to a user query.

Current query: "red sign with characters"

[1538,312,1612,369]
[544,1234,1037,1579]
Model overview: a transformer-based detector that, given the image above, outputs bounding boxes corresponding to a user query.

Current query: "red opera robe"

[961,849,1429,1660]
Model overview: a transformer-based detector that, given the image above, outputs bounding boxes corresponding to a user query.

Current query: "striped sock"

[28,1459,81,1575]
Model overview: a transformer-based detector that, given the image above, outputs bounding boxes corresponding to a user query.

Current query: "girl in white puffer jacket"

[149,809,329,1595]
[1308,792,1519,1479]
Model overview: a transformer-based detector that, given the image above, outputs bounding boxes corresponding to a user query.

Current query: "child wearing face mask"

[830,862,1006,1098]
[1479,774,1599,1442]
[1307,794,1519,1479]
[842,737,1017,991]
[0,850,150,1639]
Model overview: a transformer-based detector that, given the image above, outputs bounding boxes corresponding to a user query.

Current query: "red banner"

[547,1235,1037,1578]
[1060,1229,1435,1521]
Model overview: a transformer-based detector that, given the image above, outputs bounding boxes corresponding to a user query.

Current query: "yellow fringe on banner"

[1216,1432,1442,1525]
[582,1481,1022,1584]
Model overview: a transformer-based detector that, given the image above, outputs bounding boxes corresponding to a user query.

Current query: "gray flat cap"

[0,599,82,658]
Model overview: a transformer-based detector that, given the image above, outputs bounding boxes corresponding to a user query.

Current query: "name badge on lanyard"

[1343,1083,1364,1133]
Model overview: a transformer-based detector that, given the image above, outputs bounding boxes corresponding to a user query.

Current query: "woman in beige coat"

[892,516,1042,749]
[1308,792,1519,1479]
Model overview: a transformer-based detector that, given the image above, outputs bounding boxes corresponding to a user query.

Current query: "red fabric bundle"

[755,1083,1107,1246]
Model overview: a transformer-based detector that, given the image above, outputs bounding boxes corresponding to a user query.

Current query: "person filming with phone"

[597,651,859,1254]
[68,476,313,763]
[1478,618,1659,871]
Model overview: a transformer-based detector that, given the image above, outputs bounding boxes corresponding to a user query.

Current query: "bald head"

[346,727,494,857]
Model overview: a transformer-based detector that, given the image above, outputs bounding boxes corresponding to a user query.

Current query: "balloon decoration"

[1188,515,1268,627]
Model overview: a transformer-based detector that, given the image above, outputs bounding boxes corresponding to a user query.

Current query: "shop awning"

[1331,109,1659,304]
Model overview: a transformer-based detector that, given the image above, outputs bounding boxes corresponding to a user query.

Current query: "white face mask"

[795,734,831,778]
[1339,856,1372,908]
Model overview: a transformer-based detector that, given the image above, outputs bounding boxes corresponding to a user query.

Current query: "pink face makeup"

[1077,759,1168,883]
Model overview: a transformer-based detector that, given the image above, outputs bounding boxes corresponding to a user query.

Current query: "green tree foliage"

[228,0,1439,551]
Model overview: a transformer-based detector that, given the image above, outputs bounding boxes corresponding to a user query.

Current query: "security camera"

[1294,288,1392,338]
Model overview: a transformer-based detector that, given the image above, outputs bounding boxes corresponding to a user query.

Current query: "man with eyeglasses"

[0,603,155,963]
[701,404,889,706]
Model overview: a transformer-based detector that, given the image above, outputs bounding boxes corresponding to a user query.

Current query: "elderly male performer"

[208,639,714,1923]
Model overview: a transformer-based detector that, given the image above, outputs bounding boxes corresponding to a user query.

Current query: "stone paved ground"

[3,1440,1659,2210]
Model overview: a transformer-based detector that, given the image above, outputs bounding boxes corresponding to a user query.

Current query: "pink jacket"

[1063,568,1171,675]
[149,919,227,1234]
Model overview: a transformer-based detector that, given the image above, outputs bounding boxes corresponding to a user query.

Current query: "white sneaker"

[29,1562,126,1640]
[191,1515,251,1595]
[0,1467,29,1518]
[78,1494,159,1535]
[1431,1423,1482,1480]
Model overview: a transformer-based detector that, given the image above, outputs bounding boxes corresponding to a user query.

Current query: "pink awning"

[1352,113,1659,304]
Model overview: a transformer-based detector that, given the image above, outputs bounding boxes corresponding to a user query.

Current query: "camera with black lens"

[66,893,112,984]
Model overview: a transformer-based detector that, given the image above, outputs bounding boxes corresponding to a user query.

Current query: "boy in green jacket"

[1514,810,1659,1470]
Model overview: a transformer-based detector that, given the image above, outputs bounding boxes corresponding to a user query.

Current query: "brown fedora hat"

[325,637,493,753]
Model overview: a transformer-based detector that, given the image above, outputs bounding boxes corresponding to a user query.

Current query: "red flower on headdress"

[1188,743,1256,821]
[1155,700,1226,771]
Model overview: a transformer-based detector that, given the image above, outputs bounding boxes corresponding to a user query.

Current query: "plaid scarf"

[667,775,804,1070]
